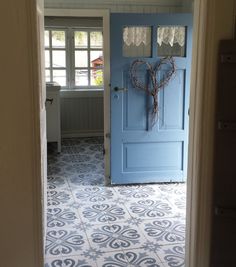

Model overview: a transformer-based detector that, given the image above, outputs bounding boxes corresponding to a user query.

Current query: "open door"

[110,14,192,184]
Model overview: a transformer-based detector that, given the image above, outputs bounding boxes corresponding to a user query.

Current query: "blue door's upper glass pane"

[157,26,186,57]
[123,26,152,57]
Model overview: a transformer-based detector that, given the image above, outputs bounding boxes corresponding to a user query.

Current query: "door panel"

[110,13,192,184]
[123,142,183,171]
[159,69,185,130]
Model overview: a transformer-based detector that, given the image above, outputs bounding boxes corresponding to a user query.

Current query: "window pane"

[74,31,88,48]
[52,50,66,68]
[157,26,186,57]
[75,51,88,67]
[52,31,65,48]
[90,51,103,67]
[123,26,151,57]
[91,69,103,86]
[53,69,66,86]
[44,30,49,47]
[45,69,50,82]
[75,69,88,86]
[90,31,103,48]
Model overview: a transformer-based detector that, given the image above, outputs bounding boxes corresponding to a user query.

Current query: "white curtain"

[123,26,185,47]
[157,26,185,47]
[123,27,151,46]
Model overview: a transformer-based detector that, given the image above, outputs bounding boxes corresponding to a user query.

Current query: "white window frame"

[72,28,103,89]
[45,28,68,87]
[45,26,104,90]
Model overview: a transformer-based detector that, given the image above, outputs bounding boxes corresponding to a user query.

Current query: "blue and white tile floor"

[45,137,186,267]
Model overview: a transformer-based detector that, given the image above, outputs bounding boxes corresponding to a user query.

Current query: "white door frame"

[44,8,111,182]
[32,2,236,267]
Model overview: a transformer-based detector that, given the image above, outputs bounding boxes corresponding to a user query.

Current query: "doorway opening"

[44,9,191,267]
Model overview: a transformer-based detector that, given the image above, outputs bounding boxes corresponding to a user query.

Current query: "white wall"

[0,0,43,266]
[45,0,193,13]
[61,96,104,137]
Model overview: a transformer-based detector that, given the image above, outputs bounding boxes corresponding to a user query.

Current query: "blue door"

[110,13,192,184]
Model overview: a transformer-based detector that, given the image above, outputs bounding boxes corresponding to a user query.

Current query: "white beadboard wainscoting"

[60,94,104,138]
[45,0,193,13]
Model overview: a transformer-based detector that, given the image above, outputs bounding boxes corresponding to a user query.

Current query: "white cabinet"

[46,83,61,152]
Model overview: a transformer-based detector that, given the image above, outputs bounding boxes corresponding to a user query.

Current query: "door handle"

[45,98,53,105]
[113,86,128,92]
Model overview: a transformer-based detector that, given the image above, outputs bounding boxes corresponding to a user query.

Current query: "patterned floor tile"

[139,217,185,245]
[45,137,187,266]
[124,199,174,220]
[73,186,116,203]
[47,188,74,207]
[71,220,96,233]
[48,175,69,190]
[123,248,165,267]
[86,223,145,252]
[166,195,186,218]
[86,224,123,252]
[47,163,76,178]
[96,250,128,267]
[158,184,186,197]
[45,227,90,257]
[78,202,130,224]
[156,244,185,267]
[45,255,98,267]
[114,185,157,200]
[68,173,105,187]
[47,206,81,229]
[123,216,146,227]
[61,145,89,155]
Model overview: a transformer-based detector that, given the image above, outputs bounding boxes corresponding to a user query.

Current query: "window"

[45,28,103,89]
[45,29,67,86]
[123,26,152,57]
[157,26,186,57]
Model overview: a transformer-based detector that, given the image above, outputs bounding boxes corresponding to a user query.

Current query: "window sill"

[60,89,104,98]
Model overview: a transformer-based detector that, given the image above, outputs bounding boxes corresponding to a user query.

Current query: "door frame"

[44,8,111,182]
[186,1,236,266]
[31,2,236,267]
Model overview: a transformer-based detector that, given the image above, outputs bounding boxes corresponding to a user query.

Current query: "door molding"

[33,3,236,267]
[186,1,236,267]
[44,8,111,182]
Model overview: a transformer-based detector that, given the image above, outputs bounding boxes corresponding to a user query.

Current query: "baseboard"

[62,130,104,138]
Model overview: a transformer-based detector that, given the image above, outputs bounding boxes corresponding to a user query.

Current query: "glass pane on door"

[157,26,186,57]
[123,26,151,57]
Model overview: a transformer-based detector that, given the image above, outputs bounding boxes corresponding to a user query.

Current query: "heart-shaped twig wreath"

[130,56,176,128]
